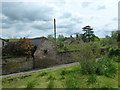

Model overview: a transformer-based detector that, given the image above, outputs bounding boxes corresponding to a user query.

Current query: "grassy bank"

[2,61,118,88]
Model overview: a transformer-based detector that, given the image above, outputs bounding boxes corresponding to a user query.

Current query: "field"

[2,62,119,88]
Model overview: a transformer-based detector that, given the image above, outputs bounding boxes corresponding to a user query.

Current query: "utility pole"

[54,18,56,43]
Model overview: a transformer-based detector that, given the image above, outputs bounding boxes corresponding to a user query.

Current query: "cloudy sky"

[1,0,119,38]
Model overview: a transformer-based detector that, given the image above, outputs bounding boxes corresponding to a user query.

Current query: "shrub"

[109,48,120,57]
[47,80,54,88]
[26,81,36,88]
[96,56,117,76]
[76,43,98,75]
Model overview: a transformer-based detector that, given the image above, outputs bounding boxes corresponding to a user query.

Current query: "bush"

[109,48,120,57]
[96,56,117,76]
[76,43,98,75]
[26,81,36,88]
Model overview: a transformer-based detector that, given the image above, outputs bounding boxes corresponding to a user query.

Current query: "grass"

[57,41,81,52]
[2,62,119,88]
[5,39,20,42]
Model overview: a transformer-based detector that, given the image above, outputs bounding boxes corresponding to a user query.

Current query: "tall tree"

[82,25,95,42]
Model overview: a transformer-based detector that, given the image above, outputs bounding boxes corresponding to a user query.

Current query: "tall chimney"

[54,18,56,42]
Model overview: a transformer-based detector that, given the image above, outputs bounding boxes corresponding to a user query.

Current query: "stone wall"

[2,57,33,75]
[1,47,108,75]
[56,50,80,64]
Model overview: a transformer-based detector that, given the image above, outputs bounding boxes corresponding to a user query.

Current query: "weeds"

[47,75,56,80]
[37,72,48,77]
[47,80,54,88]
[87,74,97,84]
[26,81,36,88]
[66,77,80,88]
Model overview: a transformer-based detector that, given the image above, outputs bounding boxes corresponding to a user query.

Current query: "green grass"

[5,39,20,42]
[2,62,119,88]
[57,41,81,52]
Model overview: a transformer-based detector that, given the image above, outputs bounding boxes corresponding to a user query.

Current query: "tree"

[82,25,95,42]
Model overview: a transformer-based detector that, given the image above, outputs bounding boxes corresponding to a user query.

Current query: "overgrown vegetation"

[2,28,120,88]
[2,38,35,58]
[2,61,118,88]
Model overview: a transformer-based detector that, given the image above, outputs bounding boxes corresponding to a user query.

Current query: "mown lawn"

[2,62,119,88]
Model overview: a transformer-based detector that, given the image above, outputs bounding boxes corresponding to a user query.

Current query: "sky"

[0,0,119,38]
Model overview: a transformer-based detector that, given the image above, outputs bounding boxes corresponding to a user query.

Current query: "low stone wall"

[34,50,80,69]
[56,50,80,64]
[1,48,108,75]
[2,57,33,75]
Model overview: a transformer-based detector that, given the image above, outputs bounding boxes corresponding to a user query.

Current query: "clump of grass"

[59,75,65,80]
[37,72,48,77]
[87,74,97,84]
[60,69,67,75]
[47,80,54,88]
[26,81,36,88]
[66,77,80,88]
[47,75,56,80]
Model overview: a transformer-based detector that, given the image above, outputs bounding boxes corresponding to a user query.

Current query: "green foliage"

[2,61,118,88]
[96,56,117,76]
[100,34,118,48]
[56,34,66,44]
[47,80,54,88]
[108,48,120,57]
[60,69,67,75]
[87,74,97,84]
[26,81,36,88]
[82,25,98,42]
[66,77,80,88]
[37,72,48,77]
[76,43,98,74]
[59,75,65,80]
[47,75,56,80]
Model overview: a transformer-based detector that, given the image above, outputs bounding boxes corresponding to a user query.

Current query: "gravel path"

[0,62,79,78]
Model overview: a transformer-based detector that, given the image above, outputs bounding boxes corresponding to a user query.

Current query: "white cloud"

[1,0,119,38]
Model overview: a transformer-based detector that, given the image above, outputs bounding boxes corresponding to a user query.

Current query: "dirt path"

[0,62,79,78]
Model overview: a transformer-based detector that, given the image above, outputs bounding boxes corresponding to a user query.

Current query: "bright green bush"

[96,56,117,76]
[76,43,98,75]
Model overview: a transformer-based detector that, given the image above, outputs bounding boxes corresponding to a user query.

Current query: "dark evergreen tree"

[82,25,95,42]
